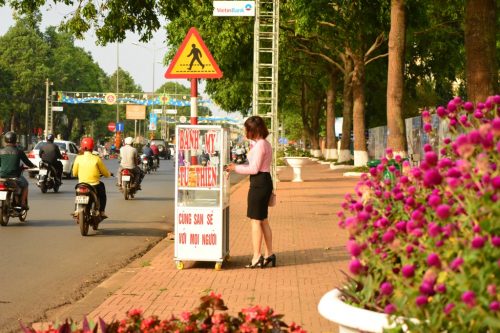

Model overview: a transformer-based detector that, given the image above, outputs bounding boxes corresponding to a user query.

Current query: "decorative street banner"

[55,91,211,107]
[126,105,146,120]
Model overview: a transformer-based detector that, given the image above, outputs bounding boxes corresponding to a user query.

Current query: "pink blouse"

[235,139,272,175]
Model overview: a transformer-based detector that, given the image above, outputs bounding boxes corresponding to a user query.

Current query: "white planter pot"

[284,157,311,182]
[318,289,392,333]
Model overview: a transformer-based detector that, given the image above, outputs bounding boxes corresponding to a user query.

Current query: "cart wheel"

[214,262,222,271]
[176,261,184,270]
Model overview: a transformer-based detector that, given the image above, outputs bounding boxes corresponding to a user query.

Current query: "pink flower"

[436,204,451,219]
[416,295,428,307]
[380,282,393,296]
[492,176,500,190]
[435,283,447,294]
[444,303,455,315]
[461,291,476,307]
[349,259,363,275]
[450,257,464,271]
[487,284,497,296]
[490,301,500,312]
[402,265,415,278]
[427,253,441,268]
[492,236,500,247]
[436,106,447,118]
[384,303,396,314]
[382,230,396,243]
[471,236,485,249]
[423,169,442,187]
[347,240,363,257]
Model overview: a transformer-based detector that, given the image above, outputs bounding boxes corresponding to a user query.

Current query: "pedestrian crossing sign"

[165,27,223,79]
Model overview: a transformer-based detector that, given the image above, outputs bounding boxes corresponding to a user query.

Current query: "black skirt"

[247,172,273,220]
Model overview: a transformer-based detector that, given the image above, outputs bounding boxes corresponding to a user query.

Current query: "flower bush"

[338,96,500,332]
[22,292,306,333]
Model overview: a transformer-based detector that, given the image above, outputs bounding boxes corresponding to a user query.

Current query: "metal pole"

[44,79,49,138]
[116,42,120,123]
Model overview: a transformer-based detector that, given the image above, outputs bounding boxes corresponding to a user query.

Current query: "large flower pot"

[284,157,311,182]
[318,289,393,333]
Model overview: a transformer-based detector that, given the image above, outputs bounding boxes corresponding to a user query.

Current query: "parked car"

[150,139,170,159]
[27,140,80,179]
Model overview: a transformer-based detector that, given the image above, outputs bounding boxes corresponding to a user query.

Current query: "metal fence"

[367,114,451,164]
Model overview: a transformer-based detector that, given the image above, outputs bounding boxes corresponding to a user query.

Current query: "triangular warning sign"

[165,27,223,79]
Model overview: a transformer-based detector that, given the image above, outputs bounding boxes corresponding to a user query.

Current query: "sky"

[0,3,235,118]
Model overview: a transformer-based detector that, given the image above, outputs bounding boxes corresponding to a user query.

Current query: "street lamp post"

[132,42,166,140]
[115,42,121,148]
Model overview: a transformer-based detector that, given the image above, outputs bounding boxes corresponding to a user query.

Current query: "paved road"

[0,158,175,333]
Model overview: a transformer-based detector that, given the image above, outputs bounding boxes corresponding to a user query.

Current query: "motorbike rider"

[150,142,160,167]
[0,131,36,209]
[72,137,111,219]
[117,137,143,189]
[39,134,63,183]
[142,143,154,168]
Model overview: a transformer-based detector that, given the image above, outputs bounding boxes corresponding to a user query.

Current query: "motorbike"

[120,168,137,200]
[141,154,151,174]
[152,157,159,171]
[73,183,102,236]
[233,147,247,164]
[36,161,61,193]
[0,175,28,226]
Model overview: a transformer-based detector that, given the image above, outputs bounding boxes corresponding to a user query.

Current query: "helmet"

[80,137,94,151]
[47,134,55,142]
[124,137,133,145]
[4,131,17,144]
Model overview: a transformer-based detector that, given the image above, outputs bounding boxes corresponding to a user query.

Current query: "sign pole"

[190,78,198,165]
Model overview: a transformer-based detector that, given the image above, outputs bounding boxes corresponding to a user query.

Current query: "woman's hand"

[225,163,236,172]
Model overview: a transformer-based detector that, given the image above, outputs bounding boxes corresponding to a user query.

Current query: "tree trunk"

[325,68,339,160]
[339,56,354,162]
[465,0,498,102]
[386,0,407,157]
[309,98,322,157]
[352,55,368,166]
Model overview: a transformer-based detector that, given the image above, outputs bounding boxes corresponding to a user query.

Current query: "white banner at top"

[213,1,255,16]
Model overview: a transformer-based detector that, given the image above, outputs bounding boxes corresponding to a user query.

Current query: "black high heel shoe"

[245,256,264,269]
[263,254,276,267]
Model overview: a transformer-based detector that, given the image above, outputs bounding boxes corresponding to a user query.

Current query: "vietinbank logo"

[213,1,255,17]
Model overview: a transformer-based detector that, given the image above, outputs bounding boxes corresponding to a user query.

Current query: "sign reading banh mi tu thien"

[213,1,255,16]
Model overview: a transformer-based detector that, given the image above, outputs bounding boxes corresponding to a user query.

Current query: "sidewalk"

[49,163,359,333]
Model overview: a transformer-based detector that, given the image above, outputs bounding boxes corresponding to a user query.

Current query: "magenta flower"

[424,123,432,133]
[415,295,428,307]
[427,194,441,207]
[436,106,447,118]
[423,169,443,187]
[461,291,476,307]
[402,265,415,278]
[435,283,446,294]
[384,304,396,314]
[444,303,455,315]
[436,204,451,219]
[450,257,464,271]
[490,301,500,312]
[419,281,435,296]
[492,176,500,190]
[471,236,485,249]
[380,282,393,296]
[349,259,363,275]
[347,240,363,257]
[427,253,441,268]
[382,230,395,243]
[492,236,500,247]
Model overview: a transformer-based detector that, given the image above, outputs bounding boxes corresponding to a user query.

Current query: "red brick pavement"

[86,163,359,333]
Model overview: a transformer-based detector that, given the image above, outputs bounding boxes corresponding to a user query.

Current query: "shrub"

[284,146,311,157]
[22,292,306,333]
[338,96,500,332]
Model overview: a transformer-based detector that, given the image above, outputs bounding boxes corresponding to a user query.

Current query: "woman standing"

[226,116,276,269]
